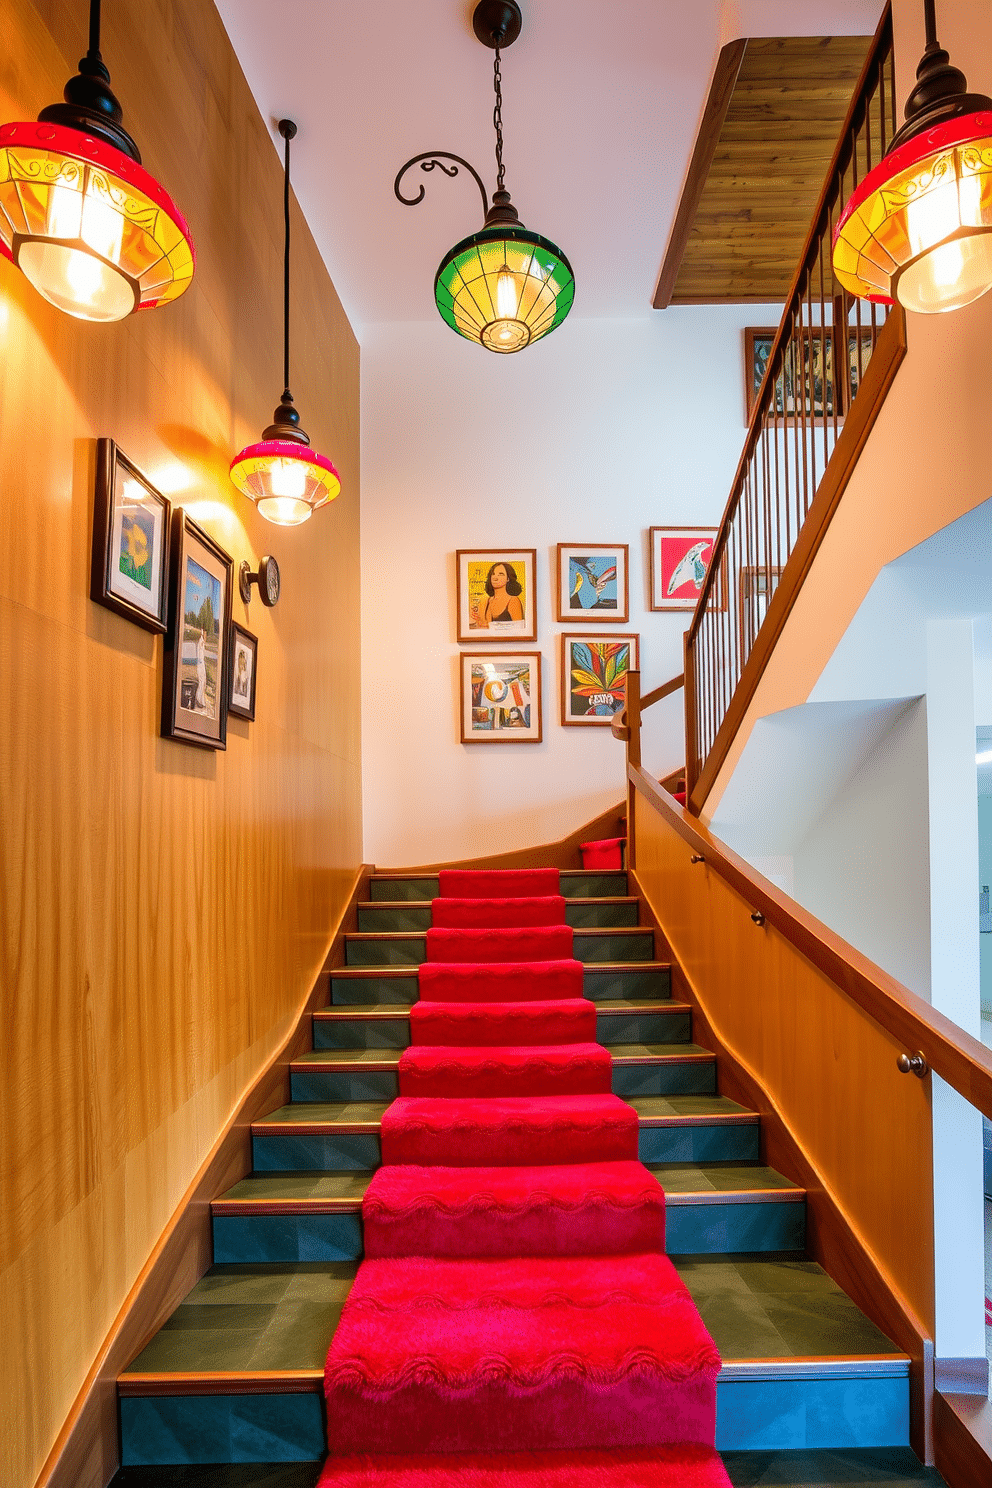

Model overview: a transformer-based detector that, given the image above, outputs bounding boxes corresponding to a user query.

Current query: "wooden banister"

[629,760,992,1122]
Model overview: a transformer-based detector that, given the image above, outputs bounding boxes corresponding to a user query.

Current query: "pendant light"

[0,0,194,322]
[229,120,340,527]
[394,0,574,353]
[833,0,992,314]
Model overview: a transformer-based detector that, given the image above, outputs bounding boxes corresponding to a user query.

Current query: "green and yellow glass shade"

[436,224,574,354]
[833,0,992,314]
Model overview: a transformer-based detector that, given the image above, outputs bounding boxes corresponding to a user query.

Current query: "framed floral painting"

[649,527,722,612]
[555,543,629,622]
[90,439,171,632]
[460,652,542,743]
[456,549,537,642]
[561,633,639,726]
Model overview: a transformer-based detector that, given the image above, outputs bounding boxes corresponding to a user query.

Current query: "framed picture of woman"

[555,543,629,623]
[460,652,542,743]
[456,549,537,643]
[161,511,232,750]
[228,622,258,722]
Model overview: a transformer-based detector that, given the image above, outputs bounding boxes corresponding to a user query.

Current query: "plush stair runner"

[321,867,729,1487]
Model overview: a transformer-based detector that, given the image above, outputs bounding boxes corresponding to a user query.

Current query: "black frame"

[228,622,258,723]
[91,439,171,633]
[161,510,232,751]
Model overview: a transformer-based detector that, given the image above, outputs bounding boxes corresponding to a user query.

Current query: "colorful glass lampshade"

[832,0,992,314]
[395,0,573,354]
[0,1,193,321]
[229,120,339,528]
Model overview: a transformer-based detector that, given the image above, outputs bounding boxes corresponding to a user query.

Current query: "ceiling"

[214,0,884,335]
[664,34,873,304]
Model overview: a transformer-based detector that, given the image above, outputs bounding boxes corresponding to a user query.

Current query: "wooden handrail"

[629,760,992,1123]
[641,672,685,710]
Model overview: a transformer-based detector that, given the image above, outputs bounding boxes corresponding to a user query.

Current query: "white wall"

[361,307,779,866]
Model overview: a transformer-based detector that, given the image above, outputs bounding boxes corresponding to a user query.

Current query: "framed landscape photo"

[91,439,171,632]
[561,633,639,726]
[555,543,629,622]
[460,652,542,743]
[162,511,232,750]
[228,622,258,722]
[457,549,537,643]
[649,526,722,612]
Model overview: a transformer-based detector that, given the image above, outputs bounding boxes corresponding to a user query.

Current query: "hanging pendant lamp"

[833,0,992,314]
[394,0,574,353]
[0,0,194,322]
[229,120,340,527]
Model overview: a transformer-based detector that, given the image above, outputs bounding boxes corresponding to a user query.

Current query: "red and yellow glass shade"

[0,120,194,322]
[229,436,340,527]
[833,113,992,314]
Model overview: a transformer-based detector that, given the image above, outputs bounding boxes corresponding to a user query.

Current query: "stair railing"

[682,4,908,812]
[611,669,683,865]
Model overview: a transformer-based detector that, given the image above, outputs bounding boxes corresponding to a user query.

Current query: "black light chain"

[282,127,292,397]
[492,42,506,193]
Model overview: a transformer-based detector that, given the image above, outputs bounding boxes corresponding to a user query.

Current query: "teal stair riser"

[311,1009,689,1050]
[289,1062,713,1103]
[119,1371,907,1464]
[211,1201,806,1266]
[367,873,629,902]
[251,1134,380,1171]
[327,966,671,1005]
[356,902,640,932]
[344,931,655,967]
[639,1125,760,1164]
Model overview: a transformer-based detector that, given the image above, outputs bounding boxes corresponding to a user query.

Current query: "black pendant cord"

[923,0,938,50]
[282,124,292,399]
[37,0,141,160]
[263,120,308,444]
[888,0,992,149]
[89,0,102,61]
[493,43,506,194]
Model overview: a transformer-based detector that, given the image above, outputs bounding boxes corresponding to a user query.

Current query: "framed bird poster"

[648,527,723,612]
[555,543,629,622]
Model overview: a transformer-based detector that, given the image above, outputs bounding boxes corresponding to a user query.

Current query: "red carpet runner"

[319,869,729,1486]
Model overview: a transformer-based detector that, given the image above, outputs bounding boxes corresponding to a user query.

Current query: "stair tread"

[360,897,639,910]
[328,962,672,977]
[630,1095,757,1124]
[345,927,652,939]
[254,1102,390,1131]
[649,1164,803,1197]
[253,1094,754,1133]
[214,1172,373,1206]
[314,998,683,1018]
[291,1043,709,1071]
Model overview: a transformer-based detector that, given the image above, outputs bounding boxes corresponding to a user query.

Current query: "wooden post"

[626,670,640,869]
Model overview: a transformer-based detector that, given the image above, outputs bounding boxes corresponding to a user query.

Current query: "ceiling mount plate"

[473,0,522,48]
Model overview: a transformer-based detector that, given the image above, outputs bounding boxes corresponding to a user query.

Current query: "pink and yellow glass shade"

[0,3,193,322]
[833,0,992,315]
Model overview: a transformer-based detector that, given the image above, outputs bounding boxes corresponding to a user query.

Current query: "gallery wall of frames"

[0,5,361,1487]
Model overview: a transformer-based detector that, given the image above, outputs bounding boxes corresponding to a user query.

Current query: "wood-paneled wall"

[0,5,362,1485]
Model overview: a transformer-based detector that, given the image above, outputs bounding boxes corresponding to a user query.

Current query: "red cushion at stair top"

[425,926,574,964]
[409,997,596,1046]
[398,1043,613,1099]
[317,1445,733,1488]
[418,959,584,1002]
[439,868,560,898]
[431,896,567,929]
[380,1093,639,1166]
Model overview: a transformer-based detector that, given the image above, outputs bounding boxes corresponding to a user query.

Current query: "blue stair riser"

[212,1200,805,1266]
[639,1124,760,1164]
[312,1009,689,1051]
[367,873,629,902]
[290,1062,713,1103]
[356,903,640,932]
[119,1370,908,1464]
[251,1133,380,1171]
[344,931,656,967]
[327,966,672,1005]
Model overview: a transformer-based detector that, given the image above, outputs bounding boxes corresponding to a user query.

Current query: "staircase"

[116,864,923,1477]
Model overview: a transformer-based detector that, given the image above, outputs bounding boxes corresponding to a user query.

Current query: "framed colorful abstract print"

[555,543,629,623]
[162,511,232,750]
[228,622,258,722]
[561,633,639,726]
[91,439,171,632]
[649,527,720,612]
[457,549,537,642]
[460,652,542,743]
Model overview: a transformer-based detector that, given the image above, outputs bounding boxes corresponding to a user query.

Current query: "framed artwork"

[456,549,537,643]
[745,326,875,420]
[561,633,639,726]
[649,526,722,612]
[162,511,232,751]
[460,652,542,743]
[229,622,258,722]
[91,439,171,632]
[739,566,783,658]
[555,543,629,623]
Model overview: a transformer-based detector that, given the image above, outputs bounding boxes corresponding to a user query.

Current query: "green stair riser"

[290,1063,713,1103]
[252,1134,380,1171]
[118,1371,908,1464]
[327,965,671,1005]
[367,873,629,902]
[312,1009,689,1050]
[638,1124,760,1164]
[344,931,655,967]
[612,1063,716,1098]
[356,902,640,932]
[211,1200,805,1266]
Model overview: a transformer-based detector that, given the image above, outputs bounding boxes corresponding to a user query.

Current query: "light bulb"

[256,495,312,525]
[496,266,518,320]
[268,457,308,499]
[899,170,992,313]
